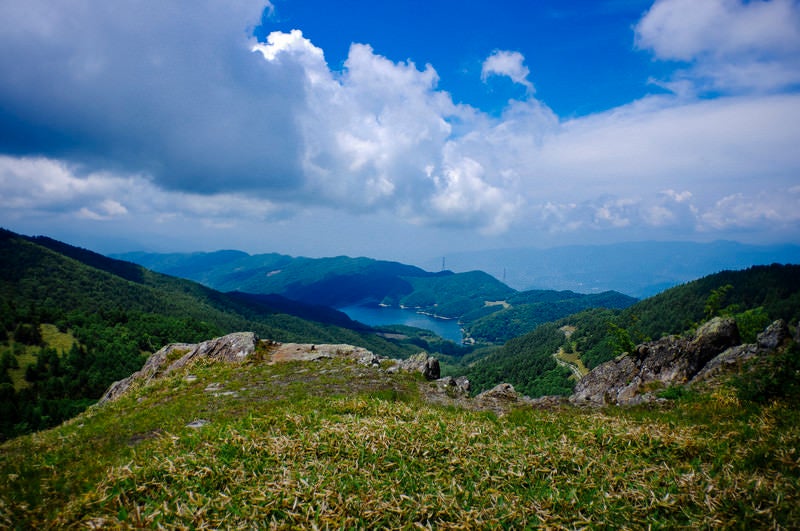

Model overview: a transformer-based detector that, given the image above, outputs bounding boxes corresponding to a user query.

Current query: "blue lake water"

[338,305,463,344]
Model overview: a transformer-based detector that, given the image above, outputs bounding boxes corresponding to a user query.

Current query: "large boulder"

[691,319,790,385]
[397,352,440,380]
[435,376,471,397]
[757,319,789,350]
[571,317,740,406]
[99,332,258,403]
[270,343,379,366]
[474,383,523,413]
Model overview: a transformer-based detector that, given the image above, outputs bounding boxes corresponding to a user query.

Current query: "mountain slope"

[115,250,638,342]
[463,290,637,343]
[115,250,516,317]
[0,229,417,439]
[465,264,800,396]
[2,329,798,528]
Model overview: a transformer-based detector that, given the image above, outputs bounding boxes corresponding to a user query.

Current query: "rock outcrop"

[690,319,790,385]
[100,333,444,403]
[473,383,525,413]
[435,376,471,397]
[270,343,379,366]
[100,332,258,403]
[392,352,441,380]
[570,317,741,406]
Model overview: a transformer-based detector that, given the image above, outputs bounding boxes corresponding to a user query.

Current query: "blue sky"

[0,0,798,267]
[259,0,665,116]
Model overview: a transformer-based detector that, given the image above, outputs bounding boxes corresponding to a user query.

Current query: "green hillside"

[116,250,637,343]
[1,341,798,528]
[0,229,419,440]
[464,264,800,396]
[118,250,516,319]
[462,290,636,343]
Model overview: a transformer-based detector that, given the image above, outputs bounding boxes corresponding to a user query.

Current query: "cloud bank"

[0,0,798,249]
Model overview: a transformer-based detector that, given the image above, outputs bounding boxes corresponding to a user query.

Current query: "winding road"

[553,348,585,380]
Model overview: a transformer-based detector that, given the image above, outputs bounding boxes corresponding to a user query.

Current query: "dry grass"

[1,356,798,529]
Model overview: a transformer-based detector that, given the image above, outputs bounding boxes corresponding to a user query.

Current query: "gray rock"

[435,376,471,396]
[99,332,258,403]
[475,383,520,403]
[270,343,378,365]
[398,352,440,380]
[570,317,741,406]
[689,344,759,385]
[691,319,791,385]
[527,395,569,409]
[692,317,741,356]
[757,319,789,350]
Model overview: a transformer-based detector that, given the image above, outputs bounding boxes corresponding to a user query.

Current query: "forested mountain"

[462,289,636,343]
[115,250,516,318]
[464,264,800,396]
[116,250,637,342]
[0,229,419,439]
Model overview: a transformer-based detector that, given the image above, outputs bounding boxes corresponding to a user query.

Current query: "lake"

[338,305,463,344]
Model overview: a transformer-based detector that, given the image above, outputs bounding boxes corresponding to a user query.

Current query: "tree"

[14,323,43,346]
[704,284,734,319]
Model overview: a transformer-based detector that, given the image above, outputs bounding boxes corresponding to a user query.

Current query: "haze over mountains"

[441,241,800,297]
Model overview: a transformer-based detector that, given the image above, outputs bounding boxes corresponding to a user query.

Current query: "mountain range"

[3,227,799,440]
[114,249,637,342]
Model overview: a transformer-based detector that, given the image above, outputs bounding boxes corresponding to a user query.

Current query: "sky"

[0,0,799,268]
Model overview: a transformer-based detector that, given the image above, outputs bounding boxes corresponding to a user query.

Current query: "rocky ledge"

[99,333,442,403]
[570,317,793,407]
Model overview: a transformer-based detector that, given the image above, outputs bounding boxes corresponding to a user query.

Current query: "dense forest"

[461,290,636,343]
[464,264,800,396]
[0,229,424,440]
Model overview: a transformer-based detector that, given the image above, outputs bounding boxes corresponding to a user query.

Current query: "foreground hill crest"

[100,332,444,404]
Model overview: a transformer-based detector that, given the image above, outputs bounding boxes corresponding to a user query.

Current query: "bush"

[734,343,800,404]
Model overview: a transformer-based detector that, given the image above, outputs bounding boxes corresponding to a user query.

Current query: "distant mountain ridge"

[115,250,637,341]
[444,240,800,297]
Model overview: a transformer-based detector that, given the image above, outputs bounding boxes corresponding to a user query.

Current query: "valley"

[1,228,799,528]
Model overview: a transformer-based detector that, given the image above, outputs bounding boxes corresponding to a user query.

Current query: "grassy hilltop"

[2,345,799,529]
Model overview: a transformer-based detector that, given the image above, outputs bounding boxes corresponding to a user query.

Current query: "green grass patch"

[39,323,77,353]
[2,356,798,529]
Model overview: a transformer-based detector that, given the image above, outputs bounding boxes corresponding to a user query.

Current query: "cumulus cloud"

[0,1,798,246]
[701,188,800,231]
[481,50,535,93]
[635,0,800,93]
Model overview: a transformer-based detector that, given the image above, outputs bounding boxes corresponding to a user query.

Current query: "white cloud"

[0,156,286,227]
[481,50,535,93]
[662,189,693,203]
[700,188,800,230]
[635,0,800,93]
[0,3,798,248]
